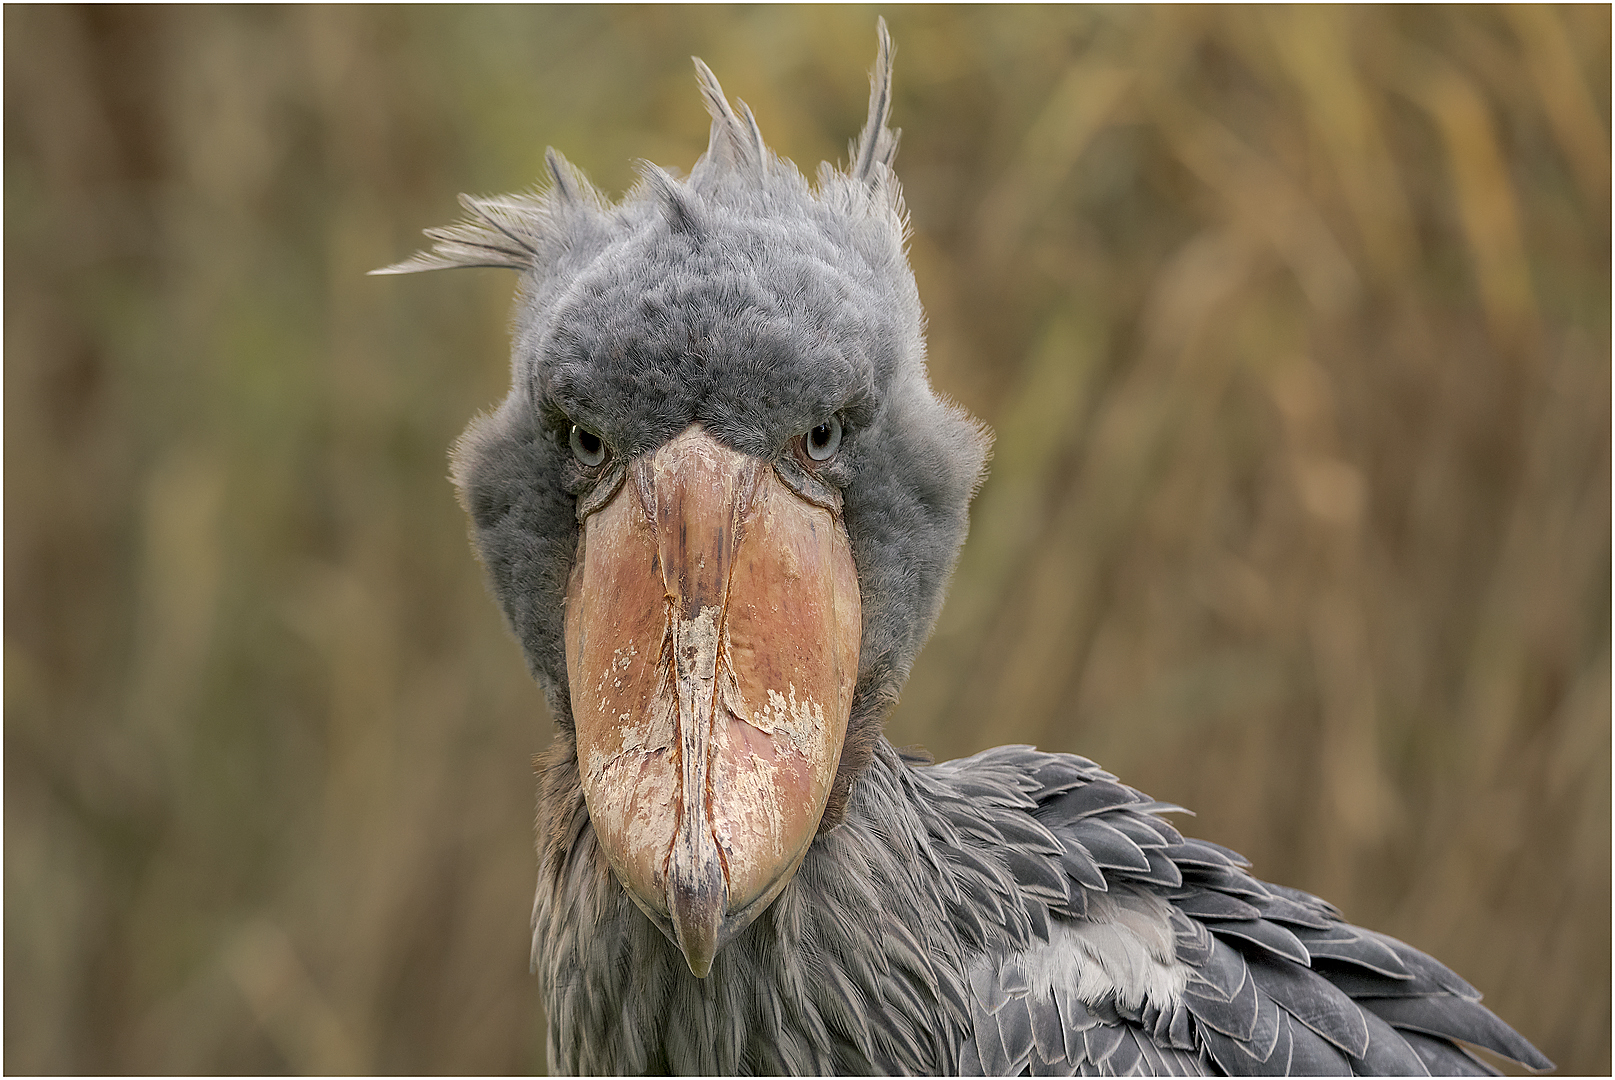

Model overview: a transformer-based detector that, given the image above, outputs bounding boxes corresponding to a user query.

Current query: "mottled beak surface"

[564,424,860,976]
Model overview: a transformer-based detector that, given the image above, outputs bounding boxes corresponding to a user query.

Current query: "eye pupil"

[569,424,607,466]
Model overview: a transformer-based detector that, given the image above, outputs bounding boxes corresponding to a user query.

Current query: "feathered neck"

[531,739,978,1074]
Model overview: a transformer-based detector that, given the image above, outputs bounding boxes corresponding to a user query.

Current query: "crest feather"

[692,57,767,181]
[374,20,904,278]
[851,18,900,185]
[545,146,601,209]
[370,148,603,276]
[638,161,707,237]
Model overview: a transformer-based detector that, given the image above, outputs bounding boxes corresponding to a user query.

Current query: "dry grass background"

[5,5,1608,1074]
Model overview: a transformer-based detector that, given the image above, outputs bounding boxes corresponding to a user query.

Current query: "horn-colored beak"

[564,424,860,976]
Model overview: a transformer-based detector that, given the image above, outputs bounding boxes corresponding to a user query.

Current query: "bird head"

[378,22,988,977]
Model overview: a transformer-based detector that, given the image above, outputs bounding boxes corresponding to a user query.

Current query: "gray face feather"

[379,21,989,820]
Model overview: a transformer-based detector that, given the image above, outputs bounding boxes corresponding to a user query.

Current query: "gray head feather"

[382,23,988,825]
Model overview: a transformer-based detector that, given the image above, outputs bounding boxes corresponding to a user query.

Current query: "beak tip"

[682,946,716,978]
[672,908,720,978]
[668,854,725,979]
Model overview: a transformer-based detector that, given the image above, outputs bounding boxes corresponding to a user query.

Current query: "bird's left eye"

[569,424,608,467]
[804,416,843,462]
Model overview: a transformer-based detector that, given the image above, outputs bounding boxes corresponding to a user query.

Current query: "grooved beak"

[564,424,860,976]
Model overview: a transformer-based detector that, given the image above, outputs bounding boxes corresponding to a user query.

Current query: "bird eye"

[804,416,843,462]
[569,424,607,467]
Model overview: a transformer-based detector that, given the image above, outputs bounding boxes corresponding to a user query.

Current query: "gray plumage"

[379,22,1552,1077]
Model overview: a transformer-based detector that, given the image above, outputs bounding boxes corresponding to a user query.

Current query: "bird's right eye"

[569,424,607,467]
[803,416,844,462]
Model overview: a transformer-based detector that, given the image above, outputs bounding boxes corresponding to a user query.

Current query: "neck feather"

[533,740,983,1074]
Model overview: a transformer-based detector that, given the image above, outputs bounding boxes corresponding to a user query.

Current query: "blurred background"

[5,5,1608,1074]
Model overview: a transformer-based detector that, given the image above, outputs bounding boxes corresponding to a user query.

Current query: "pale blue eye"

[805,416,843,461]
[569,424,607,467]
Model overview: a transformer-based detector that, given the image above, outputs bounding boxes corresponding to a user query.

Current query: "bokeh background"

[6,5,1608,1074]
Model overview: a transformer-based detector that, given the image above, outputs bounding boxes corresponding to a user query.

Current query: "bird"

[378,22,1553,1077]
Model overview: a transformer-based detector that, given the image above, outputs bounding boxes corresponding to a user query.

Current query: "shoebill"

[378,22,1552,1077]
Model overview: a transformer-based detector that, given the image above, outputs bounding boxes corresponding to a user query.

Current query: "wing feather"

[1401,1031,1500,1076]
[1082,1020,1126,1066]
[1104,1025,1143,1074]
[1349,1005,1432,1076]
[1360,996,1552,1071]
[1070,819,1153,872]
[1206,918,1311,967]
[926,747,1550,1076]
[996,993,1038,1074]
[1029,987,1068,1066]
[1242,951,1369,1057]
